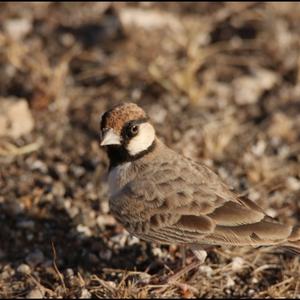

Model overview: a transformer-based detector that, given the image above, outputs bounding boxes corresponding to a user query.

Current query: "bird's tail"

[282,225,300,254]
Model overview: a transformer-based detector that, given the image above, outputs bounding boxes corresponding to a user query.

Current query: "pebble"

[60,33,76,47]
[55,162,68,174]
[248,289,256,297]
[286,176,300,191]
[110,232,129,248]
[99,249,112,261]
[106,281,117,289]
[198,265,213,277]
[248,190,260,202]
[100,201,110,214]
[17,220,35,230]
[252,277,258,284]
[148,104,167,124]
[31,160,48,173]
[76,224,92,237]
[96,215,116,228]
[265,208,278,218]
[26,249,45,267]
[137,272,151,284]
[17,264,31,275]
[0,98,34,138]
[64,268,74,278]
[127,236,140,246]
[4,18,32,41]
[26,287,44,299]
[80,288,91,299]
[52,182,66,197]
[71,165,85,177]
[88,253,100,264]
[231,257,245,272]
[0,265,15,279]
[251,140,266,157]
[152,247,164,258]
[226,277,235,288]
[6,201,25,215]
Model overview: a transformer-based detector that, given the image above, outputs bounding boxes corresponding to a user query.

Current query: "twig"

[51,241,67,293]
[0,140,42,157]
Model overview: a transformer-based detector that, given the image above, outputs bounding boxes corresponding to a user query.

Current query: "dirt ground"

[0,2,300,298]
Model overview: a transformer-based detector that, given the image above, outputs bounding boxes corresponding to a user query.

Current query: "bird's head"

[100,103,156,166]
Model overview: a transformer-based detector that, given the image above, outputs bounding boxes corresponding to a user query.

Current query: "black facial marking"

[121,118,148,146]
[107,140,156,170]
[104,117,153,169]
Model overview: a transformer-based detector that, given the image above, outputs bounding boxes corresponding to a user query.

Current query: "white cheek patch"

[127,123,155,156]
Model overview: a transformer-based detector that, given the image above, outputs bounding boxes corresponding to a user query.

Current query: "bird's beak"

[100,128,121,146]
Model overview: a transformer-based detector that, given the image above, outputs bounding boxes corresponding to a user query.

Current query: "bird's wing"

[114,152,291,246]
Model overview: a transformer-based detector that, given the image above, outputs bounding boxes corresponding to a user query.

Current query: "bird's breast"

[107,162,133,198]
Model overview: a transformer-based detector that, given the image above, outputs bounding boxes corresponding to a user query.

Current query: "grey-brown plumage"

[100,103,300,255]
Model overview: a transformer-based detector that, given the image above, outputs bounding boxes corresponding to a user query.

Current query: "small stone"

[55,163,68,174]
[127,235,140,246]
[17,264,31,275]
[66,205,79,219]
[226,277,235,288]
[76,224,92,237]
[252,277,258,284]
[148,104,167,124]
[286,177,300,191]
[17,220,35,230]
[106,281,117,289]
[6,201,25,215]
[71,165,85,177]
[231,257,244,272]
[248,190,260,202]
[31,160,48,173]
[64,268,74,278]
[64,268,76,287]
[0,98,34,138]
[52,182,66,197]
[80,288,91,299]
[88,253,100,264]
[137,273,151,284]
[152,247,164,258]
[26,287,44,299]
[60,33,75,47]
[1,265,15,280]
[248,289,255,296]
[198,265,213,277]
[99,249,112,261]
[265,208,278,218]
[4,18,32,41]
[26,250,45,267]
[110,232,129,248]
[26,233,34,241]
[100,201,110,214]
[96,215,116,228]
[119,8,182,31]
[251,140,266,157]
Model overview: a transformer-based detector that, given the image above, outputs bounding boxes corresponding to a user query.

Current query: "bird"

[99,102,300,265]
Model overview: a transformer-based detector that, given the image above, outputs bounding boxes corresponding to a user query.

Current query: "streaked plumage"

[100,103,300,257]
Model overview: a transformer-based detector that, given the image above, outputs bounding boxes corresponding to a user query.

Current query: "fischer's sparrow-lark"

[99,102,300,262]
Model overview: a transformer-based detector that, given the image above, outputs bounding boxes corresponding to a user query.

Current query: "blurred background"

[0,2,300,298]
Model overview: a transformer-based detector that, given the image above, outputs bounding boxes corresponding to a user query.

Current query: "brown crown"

[101,103,147,134]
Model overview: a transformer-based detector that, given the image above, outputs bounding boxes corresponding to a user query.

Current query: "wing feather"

[112,149,292,247]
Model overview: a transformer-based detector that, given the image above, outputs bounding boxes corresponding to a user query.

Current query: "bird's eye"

[130,125,138,135]
[126,124,138,137]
